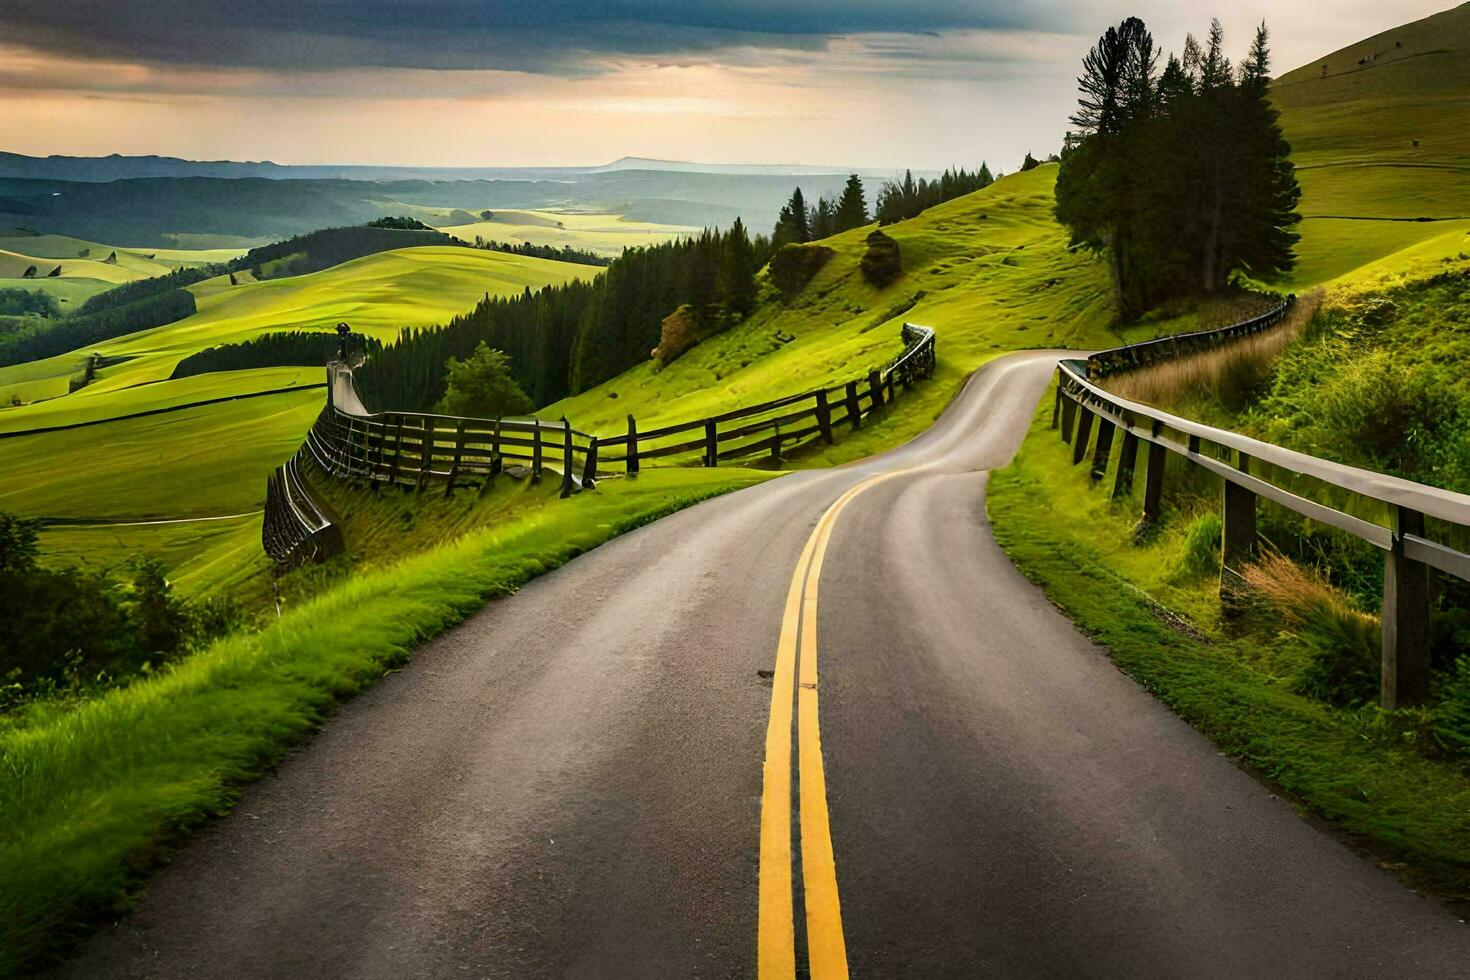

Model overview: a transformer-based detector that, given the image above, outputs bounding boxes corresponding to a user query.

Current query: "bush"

[435,342,534,418]
[860,229,902,287]
[1433,656,1470,755]
[767,243,834,299]
[0,288,60,318]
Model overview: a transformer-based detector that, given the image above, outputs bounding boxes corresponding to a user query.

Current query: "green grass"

[989,389,1470,902]
[0,245,598,405]
[0,388,321,520]
[1270,3,1470,288]
[0,466,766,978]
[544,167,1118,435]
[0,276,115,309]
[436,208,699,257]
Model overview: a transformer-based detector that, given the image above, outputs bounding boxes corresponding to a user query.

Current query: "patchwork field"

[435,208,698,256]
[0,227,240,307]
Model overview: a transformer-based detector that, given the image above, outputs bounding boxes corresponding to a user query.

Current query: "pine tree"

[773,187,811,247]
[834,175,868,232]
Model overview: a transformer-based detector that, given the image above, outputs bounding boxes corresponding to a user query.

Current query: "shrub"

[860,229,903,287]
[0,288,60,318]
[651,304,703,366]
[768,243,834,299]
[1433,656,1470,755]
[434,342,534,418]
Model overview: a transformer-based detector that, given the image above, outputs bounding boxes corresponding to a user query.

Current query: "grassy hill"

[545,166,1116,449]
[0,246,597,414]
[436,209,699,257]
[1273,2,1470,290]
[0,228,239,308]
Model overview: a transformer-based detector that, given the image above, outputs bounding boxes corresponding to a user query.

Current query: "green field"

[0,245,597,407]
[1272,4,1470,288]
[0,228,241,307]
[435,208,699,257]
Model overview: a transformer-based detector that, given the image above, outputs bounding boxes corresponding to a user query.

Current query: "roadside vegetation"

[990,396,1470,903]
[0,467,766,977]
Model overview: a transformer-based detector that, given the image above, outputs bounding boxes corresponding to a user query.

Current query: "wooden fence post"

[491,418,503,476]
[1220,453,1257,601]
[868,369,885,412]
[771,422,783,465]
[583,436,599,490]
[1060,396,1076,443]
[845,380,861,430]
[626,414,639,475]
[815,389,834,444]
[1071,407,1094,465]
[391,414,405,485]
[531,419,542,479]
[1112,430,1139,499]
[444,419,465,499]
[885,371,896,403]
[1382,506,1430,708]
[704,419,718,466]
[1089,419,1114,484]
[416,416,432,492]
[1141,439,1166,525]
[559,417,574,499]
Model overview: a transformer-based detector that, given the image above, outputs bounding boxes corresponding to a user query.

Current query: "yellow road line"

[759,469,910,979]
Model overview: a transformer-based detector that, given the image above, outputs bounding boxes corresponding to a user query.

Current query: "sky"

[0,0,1453,171]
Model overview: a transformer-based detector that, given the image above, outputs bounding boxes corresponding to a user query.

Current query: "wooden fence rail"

[1054,298,1470,709]
[264,322,936,568]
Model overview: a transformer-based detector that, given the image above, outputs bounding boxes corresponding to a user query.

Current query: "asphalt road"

[66,352,1469,978]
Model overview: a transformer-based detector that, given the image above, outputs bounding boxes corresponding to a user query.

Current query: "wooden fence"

[263,323,936,568]
[1053,299,1470,709]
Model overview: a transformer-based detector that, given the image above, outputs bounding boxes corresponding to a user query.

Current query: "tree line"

[170,331,383,380]
[1054,17,1300,320]
[354,220,772,412]
[463,236,611,267]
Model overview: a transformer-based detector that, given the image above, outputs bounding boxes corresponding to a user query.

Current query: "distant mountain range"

[0,152,919,184]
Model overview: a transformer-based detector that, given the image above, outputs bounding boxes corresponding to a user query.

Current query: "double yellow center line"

[758,469,909,979]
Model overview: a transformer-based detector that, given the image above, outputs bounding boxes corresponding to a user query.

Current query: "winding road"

[66,352,1469,978]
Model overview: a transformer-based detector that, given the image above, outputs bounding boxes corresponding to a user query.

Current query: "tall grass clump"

[1107,289,1323,415]
[1241,550,1380,706]
[1171,510,1222,582]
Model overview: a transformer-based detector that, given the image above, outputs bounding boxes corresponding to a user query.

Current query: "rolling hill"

[1273,2,1470,288]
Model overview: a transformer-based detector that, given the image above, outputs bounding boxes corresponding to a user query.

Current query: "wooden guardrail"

[263,322,936,568]
[1053,298,1470,709]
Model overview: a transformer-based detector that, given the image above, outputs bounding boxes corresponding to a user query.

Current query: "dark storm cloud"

[0,1,1070,74]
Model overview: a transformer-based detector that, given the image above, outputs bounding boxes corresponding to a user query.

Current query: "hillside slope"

[1274,2,1470,288]
[544,166,1116,440]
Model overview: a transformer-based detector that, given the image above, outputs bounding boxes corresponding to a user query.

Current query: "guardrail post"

[1112,430,1139,499]
[1089,419,1115,485]
[1060,395,1076,443]
[1071,407,1094,465]
[868,369,884,412]
[626,414,639,475]
[815,389,834,444]
[1051,384,1062,429]
[559,417,574,499]
[1220,453,1257,602]
[1141,439,1166,525]
[583,436,599,490]
[845,381,861,430]
[1382,506,1430,708]
[532,418,543,479]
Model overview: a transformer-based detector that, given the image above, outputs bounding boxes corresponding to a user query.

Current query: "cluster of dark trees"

[366,215,432,230]
[1055,17,1300,319]
[464,236,611,267]
[77,264,223,316]
[0,287,60,318]
[772,175,869,246]
[873,166,996,225]
[355,220,772,411]
[170,330,383,380]
[0,287,198,367]
[0,512,243,700]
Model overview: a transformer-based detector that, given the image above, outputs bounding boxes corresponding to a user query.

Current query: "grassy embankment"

[989,395,1470,903]
[0,465,767,977]
[987,6,1470,904]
